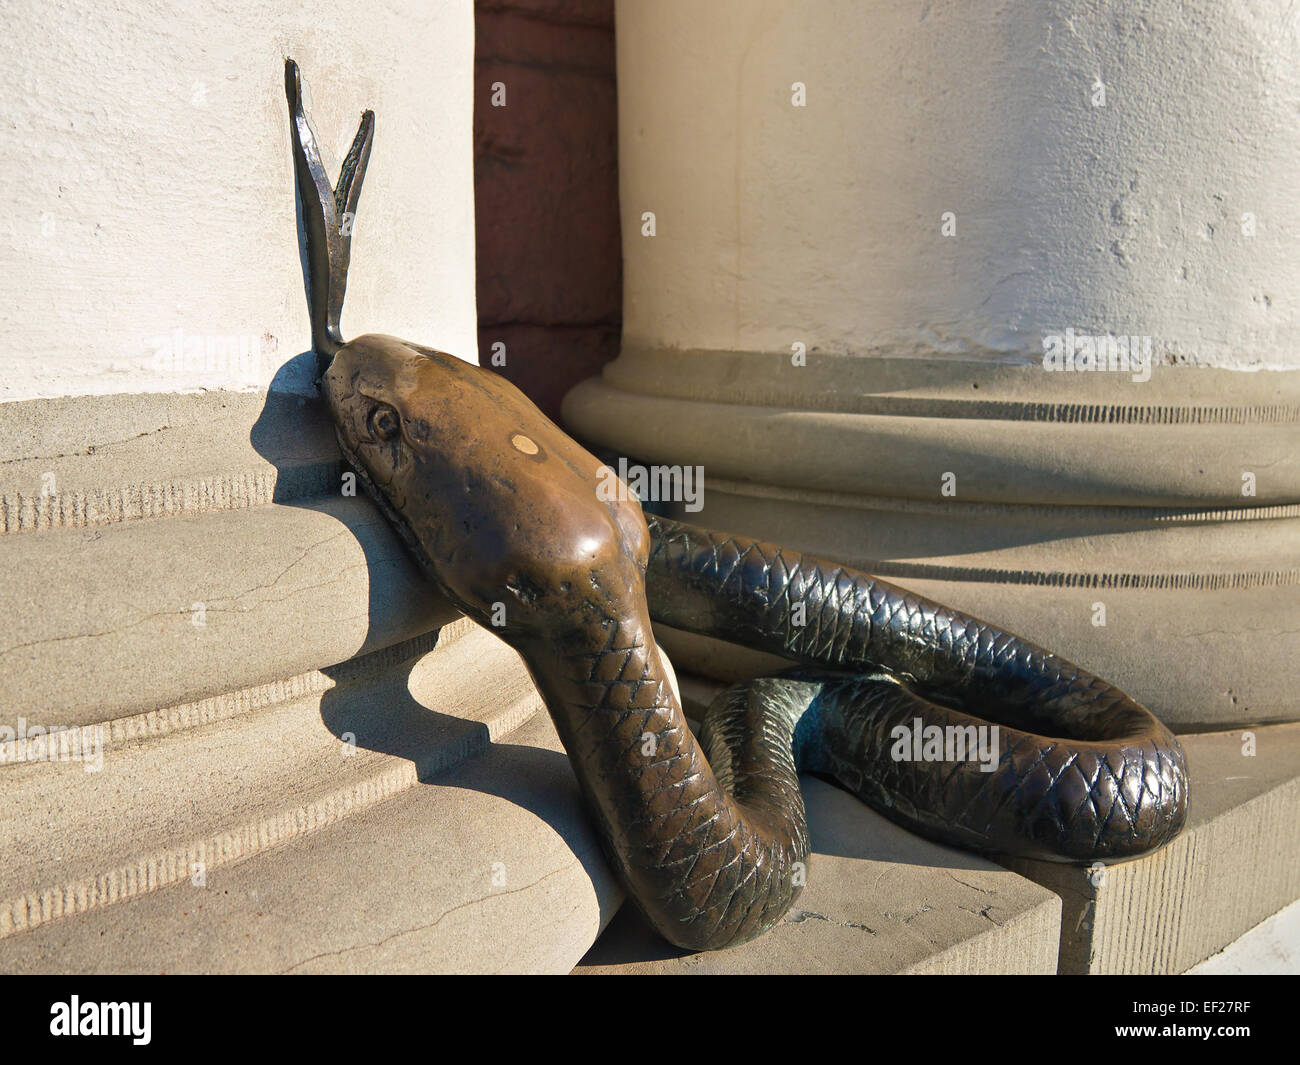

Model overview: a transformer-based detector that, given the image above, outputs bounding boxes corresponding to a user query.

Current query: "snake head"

[322,334,650,636]
[285,62,648,636]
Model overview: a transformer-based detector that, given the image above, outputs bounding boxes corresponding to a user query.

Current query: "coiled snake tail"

[648,515,1188,867]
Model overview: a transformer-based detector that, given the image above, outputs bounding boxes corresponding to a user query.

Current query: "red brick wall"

[474,0,622,422]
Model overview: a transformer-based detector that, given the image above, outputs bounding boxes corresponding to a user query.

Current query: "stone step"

[0,389,622,973]
[575,775,1061,975]
[0,392,462,722]
[1004,722,1300,974]
[0,711,621,974]
[0,391,341,532]
[0,624,545,941]
[0,495,465,723]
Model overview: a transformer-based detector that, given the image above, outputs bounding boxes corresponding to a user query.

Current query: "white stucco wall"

[616,0,1300,370]
[0,0,477,401]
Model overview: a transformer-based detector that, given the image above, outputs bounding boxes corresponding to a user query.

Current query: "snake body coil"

[285,61,1188,952]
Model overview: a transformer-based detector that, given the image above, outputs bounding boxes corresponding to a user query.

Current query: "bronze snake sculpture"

[285,61,1188,952]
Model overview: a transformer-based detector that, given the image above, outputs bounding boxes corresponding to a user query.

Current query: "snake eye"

[368,405,401,443]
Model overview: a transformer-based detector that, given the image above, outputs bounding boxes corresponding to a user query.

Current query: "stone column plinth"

[564,0,1300,728]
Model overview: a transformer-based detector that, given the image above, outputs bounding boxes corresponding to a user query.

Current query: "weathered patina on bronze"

[285,60,1188,951]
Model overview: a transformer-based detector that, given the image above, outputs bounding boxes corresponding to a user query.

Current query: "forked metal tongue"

[284,58,375,380]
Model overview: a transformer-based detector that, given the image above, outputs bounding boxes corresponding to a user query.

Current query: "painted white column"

[610,0,1300,372]
[565,0,1300,727]
[0,0,478,401]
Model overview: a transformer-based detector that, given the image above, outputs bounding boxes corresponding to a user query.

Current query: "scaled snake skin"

[286,61,1188,952]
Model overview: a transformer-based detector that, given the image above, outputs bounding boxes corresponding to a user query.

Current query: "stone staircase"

[1,390,1295,973]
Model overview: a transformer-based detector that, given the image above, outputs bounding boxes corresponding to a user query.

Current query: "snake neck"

[514,597,811,951]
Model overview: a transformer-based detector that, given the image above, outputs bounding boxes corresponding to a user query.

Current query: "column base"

[564,355,1300,729]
